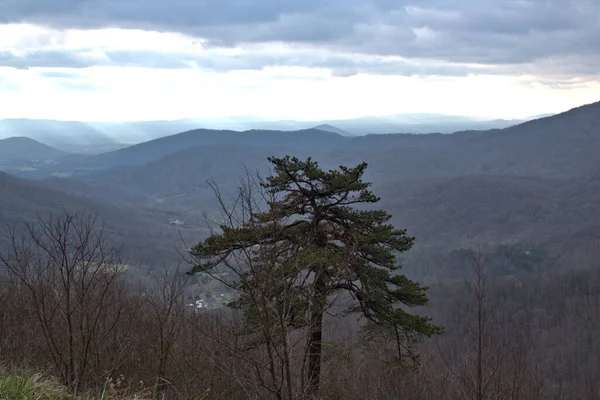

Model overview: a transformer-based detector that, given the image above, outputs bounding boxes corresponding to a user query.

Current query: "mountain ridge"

[7,100,600,180]
[0,136,67,164]
[0,171,194,267]
[2,99,600,277]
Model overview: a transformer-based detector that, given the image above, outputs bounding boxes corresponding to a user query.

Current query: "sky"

[0,0,599,122]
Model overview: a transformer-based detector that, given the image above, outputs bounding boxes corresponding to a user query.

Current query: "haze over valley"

[0,113,533,154]
[1,100,599,269]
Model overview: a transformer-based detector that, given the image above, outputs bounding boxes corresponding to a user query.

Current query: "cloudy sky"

[1,0,599,122]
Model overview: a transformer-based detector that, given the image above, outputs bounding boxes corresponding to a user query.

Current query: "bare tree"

[471,251,489,400]
[142,263,189,393]
[183,173,314,399]
[0,210,125,394]
[434,249,549,400]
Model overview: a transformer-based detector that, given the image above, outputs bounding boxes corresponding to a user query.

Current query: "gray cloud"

[0,47,485,77]
[3,45,599,83]
[0,50,90,69]
[1,0,599,75]
[0,50,196,70]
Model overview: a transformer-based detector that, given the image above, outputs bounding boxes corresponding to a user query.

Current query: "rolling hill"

[312,124,351,136]
[24,100,599,206]
[0,119,126,154]
[91,144,302,203]
[2,100,600,277]
[24,100,600,181]
[378,174,600,247]
[15,128,346,179]
[0,172,196,269]
[0,114,528,150]
[0,137,66,164]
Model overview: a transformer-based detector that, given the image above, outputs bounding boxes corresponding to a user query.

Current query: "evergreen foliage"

[189,156,442,393]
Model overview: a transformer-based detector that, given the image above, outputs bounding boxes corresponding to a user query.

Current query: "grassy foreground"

[0,368,71,399]
[0,368,161,400]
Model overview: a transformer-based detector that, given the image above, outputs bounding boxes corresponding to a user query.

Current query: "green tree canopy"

[189,156,441,396]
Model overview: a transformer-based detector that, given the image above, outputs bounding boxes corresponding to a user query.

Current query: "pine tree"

[189,156,441,396]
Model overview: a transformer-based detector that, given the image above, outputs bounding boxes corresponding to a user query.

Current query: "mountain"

[312,124,351,136]
[347,100,600,180]
[0,113,529,152]
[84,144,312,207]
[319,114,525,135]
[0,137,66,164]
[14,128,346,179]
[170,114,527,134]
[0,119,127,154]
[0,172,195,268]
[0,171,119,223]
[87,127,343,167]
[378,173,600,247]
[3,100,600,273]
[11,100,600,182]
[103,102,600,235]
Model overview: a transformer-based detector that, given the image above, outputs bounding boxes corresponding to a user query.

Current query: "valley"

[1,100,599,399]
[3,101,599,279]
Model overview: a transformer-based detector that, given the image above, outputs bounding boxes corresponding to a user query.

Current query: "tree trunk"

[307,274,326,397]
[307,306,324,396]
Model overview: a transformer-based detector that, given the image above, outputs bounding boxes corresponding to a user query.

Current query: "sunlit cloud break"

[1,0,599,121]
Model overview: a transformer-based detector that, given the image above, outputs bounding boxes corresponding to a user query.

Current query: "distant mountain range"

[0,113,539,153]
[312,124,350,136]
[1,100,599,276]
[0,101,596,181]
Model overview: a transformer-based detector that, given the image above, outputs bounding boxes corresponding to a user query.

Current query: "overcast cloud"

[0,0,598,121]
[1,0,599,71]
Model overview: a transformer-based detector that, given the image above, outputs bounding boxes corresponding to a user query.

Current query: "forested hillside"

[1,101,600,399]
[0,137,65,164]
[3,101,600,276]
[0,172,197,268]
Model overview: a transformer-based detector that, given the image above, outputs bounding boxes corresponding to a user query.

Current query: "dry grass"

[0,367,72,400]
[0,368,177,400]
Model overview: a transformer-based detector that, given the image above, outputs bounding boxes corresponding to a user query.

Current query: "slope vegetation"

[0,137,66,163]
[0,172,193,268]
